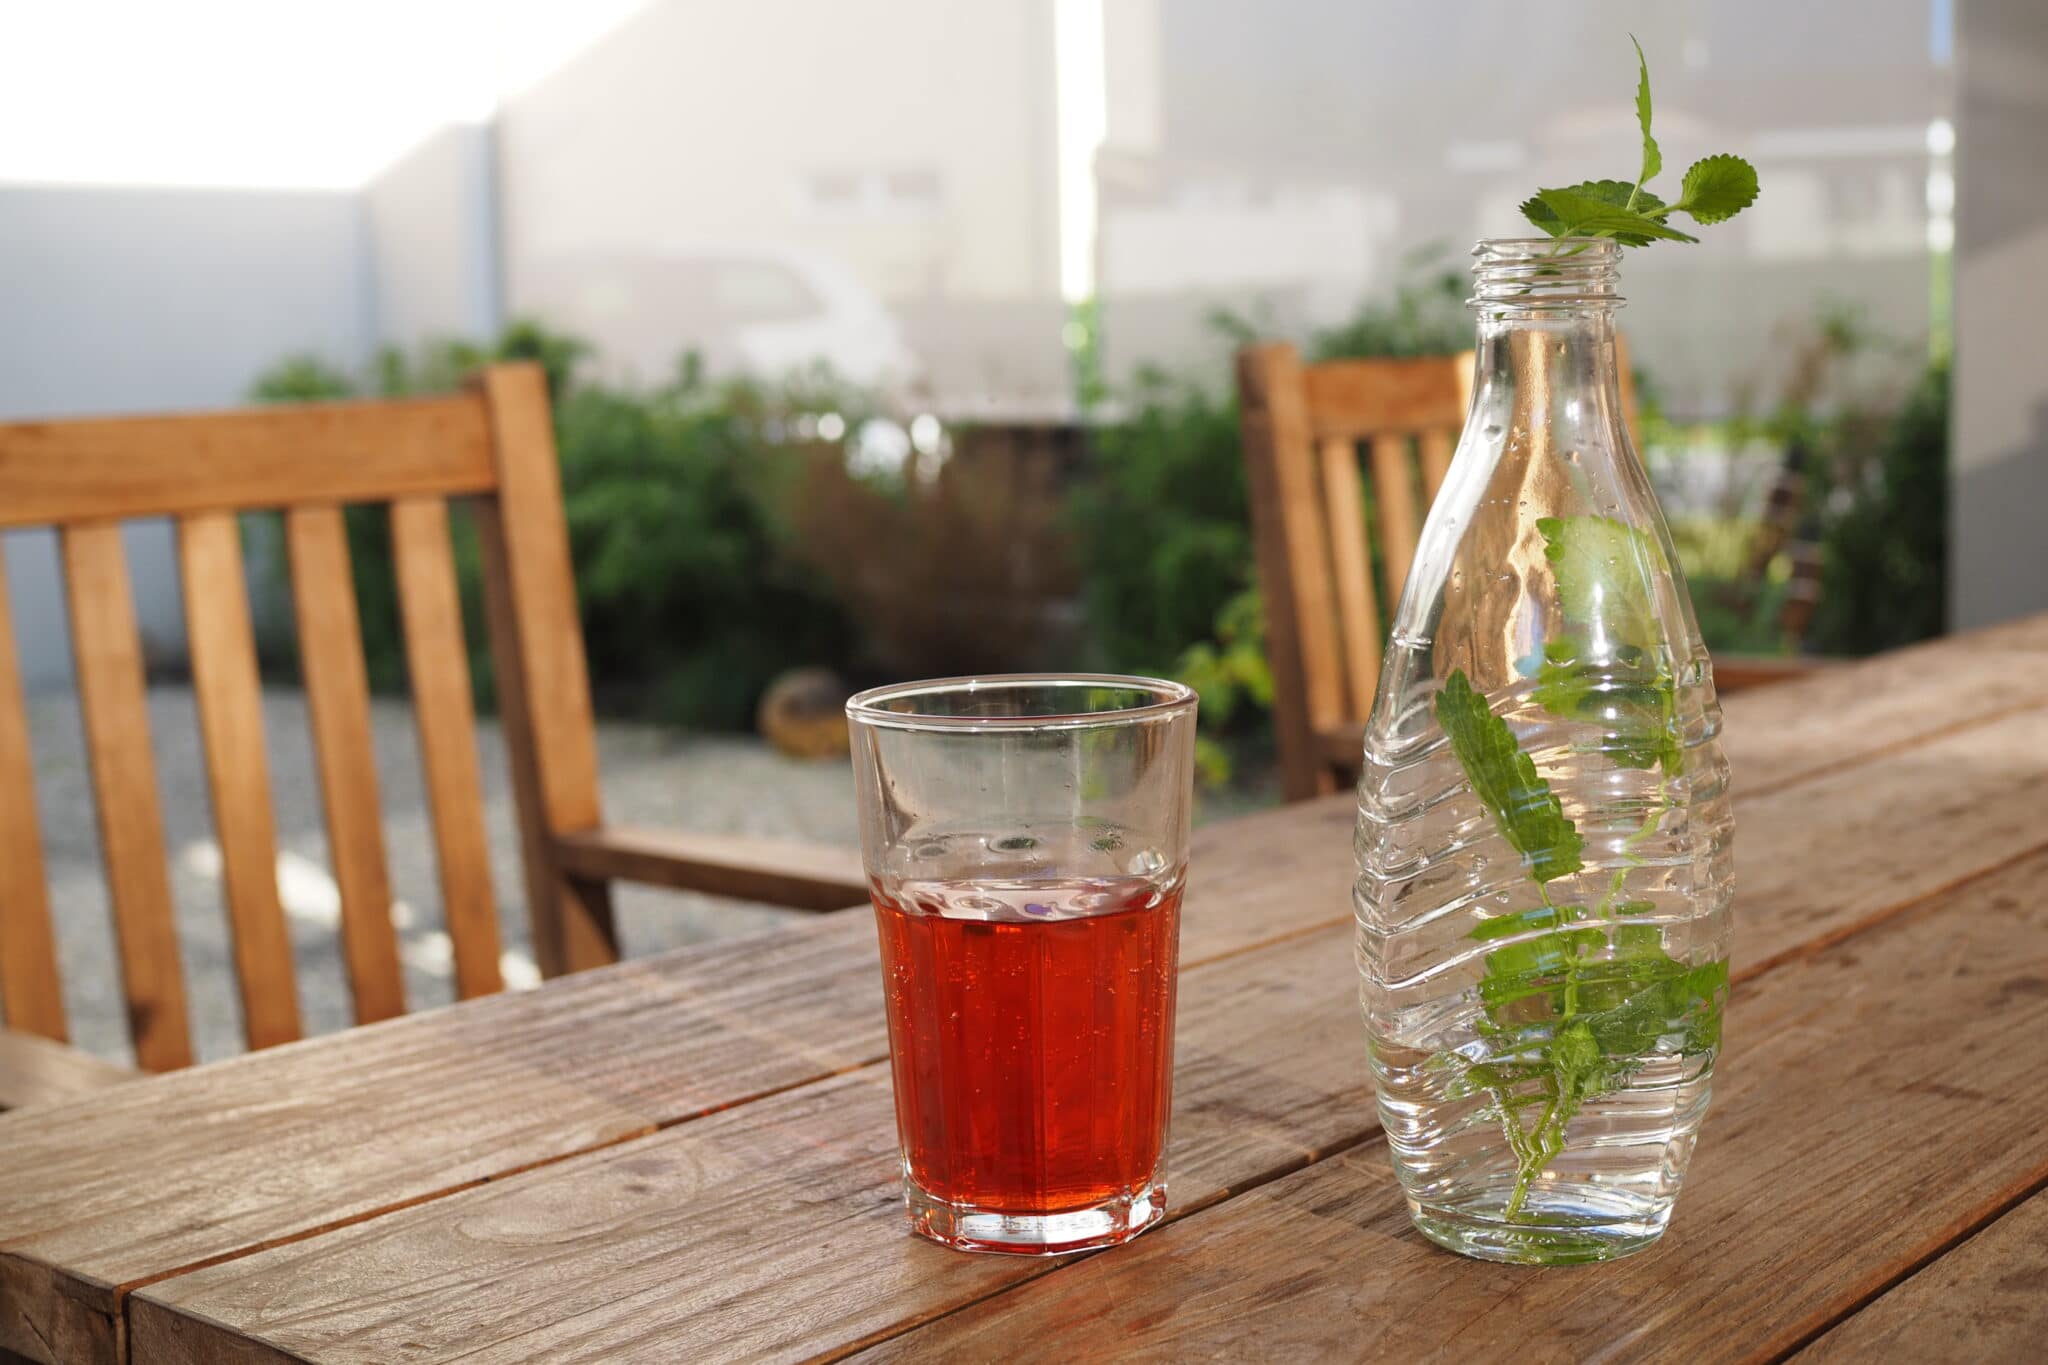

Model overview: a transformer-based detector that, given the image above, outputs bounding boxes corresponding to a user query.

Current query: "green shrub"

[248,324,855,730]
[1070,256,1475,782]
[1071,368,1251,676]
[1809,358,1948,654]
[552,374,853,728]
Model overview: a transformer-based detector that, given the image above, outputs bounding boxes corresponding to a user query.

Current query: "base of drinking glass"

[904,1177,1167,1256]
[1408,1184,1673,1265]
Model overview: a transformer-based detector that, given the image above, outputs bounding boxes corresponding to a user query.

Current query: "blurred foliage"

[1171,586,1274,787]
[1070,257,1470,783]
[1668,517,1795,656]
[1071,367,1251,676]
[243,277,1946,759]
[1809,357,1948,654]
[249,322,856,729]
[1683,302,1946,658]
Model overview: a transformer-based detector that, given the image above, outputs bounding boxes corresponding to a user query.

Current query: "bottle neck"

[1470,308,1630,455]
[1466,238,1631,460]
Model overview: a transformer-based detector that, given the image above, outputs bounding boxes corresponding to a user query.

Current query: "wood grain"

[0,555,64,1041]
[390,497,503,1000]
[0,1029,135,1112]
[288,505,407,1024]
[473,501,616,979]
[60,523,191,1072]
[178,512,301,1050]
[1367,432,1419,612]
[0,795,1359,1365]
[114,698,2048,1364]
[554,827,867,913]
[862,849,2048,1362]
[1797,1187,2048,1361]
[1237,343,1344,801]
[0,393,494,530]
[1313,613,2048,807]
[1719,622,2048,796]
[1418,427,1454,505]
[1302,356,1464,441]
[474,365,615,975]
[128,922,1372,1364]
[1317,437,1381,721]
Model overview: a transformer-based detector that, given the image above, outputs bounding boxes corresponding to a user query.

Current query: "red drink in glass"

[847,674,1197,1254]
[872,875,1180,1240]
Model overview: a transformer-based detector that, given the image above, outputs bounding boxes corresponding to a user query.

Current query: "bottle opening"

[1471,237,1624,311]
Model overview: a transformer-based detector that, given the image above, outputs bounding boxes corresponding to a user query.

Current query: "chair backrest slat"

[61,522,193,1070]
[391,496,502,1000]
[179,511,301,1049]
[1241,339,1649,801]
[287,505,408,1025]
[1239,346,1467,802]
[1317,437,1382,721]
[0,555,65,1041]
[0,395,496,530]
[1419,428,1454,504]
[1367,432,1424,619]
[1237,344,1347,799]
[1301,357,1465,443]
[472,367,616,976]
[0,365,610,1067]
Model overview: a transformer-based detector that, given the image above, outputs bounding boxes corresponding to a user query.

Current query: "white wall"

[0,185,373,687]
[496,0,1066,403]
[367,124,504,351]
[1951,0,2048,629]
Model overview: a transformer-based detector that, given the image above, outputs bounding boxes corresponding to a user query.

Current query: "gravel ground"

[25,687,862,1065]
[22,686,1279,1068]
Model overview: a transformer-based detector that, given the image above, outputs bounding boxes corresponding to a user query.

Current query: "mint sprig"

[1434,671,1584,883]
[1628,35,1660,205]
[1434,662,1722,1218]
[1520,37,1758,247]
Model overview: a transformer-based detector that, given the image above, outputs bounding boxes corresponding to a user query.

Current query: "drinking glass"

[846,674,1197,1255]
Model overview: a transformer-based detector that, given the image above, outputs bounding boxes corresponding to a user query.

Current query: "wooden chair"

[1238,341,1811,802]
[0,364,867,1109]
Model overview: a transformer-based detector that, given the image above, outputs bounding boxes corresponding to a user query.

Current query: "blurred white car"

[520,244,922,394]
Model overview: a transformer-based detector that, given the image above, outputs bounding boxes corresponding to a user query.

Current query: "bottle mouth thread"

[1471,237,1624,310]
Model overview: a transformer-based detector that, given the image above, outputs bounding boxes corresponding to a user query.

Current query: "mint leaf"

[1469,903,1575,943]
[1434,670,1585,883]
[1537,515,1668,648]
[1675,154,1759,225]
[1520,181,1669,240]
[1629,35,1661,200]
[1509,39,1755,255]
[1529,186,1699,246]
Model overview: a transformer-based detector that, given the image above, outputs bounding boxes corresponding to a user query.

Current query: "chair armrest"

[1712,654,1838,692]
[552,826,870,913]
[0,1029,140,1112]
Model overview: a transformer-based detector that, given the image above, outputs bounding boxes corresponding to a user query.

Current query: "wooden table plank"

[858,849,2048,1362]
[128,925,1370,1364]
[1717,617,2048,796]
[0,799,1354,1365]
[122,700,2048,1363]
[1796,1187,2048,1361]
[10,623,2047,1363]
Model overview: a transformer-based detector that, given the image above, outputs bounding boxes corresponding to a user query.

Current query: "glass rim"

[845,672,1198,733]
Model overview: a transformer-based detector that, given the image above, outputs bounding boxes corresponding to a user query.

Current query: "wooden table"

[5,618,2048,1364]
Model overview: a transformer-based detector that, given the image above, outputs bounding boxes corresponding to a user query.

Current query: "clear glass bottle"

[1355,238,1733,1264]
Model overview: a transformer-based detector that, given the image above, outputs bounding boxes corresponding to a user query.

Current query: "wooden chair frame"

[0,364,867,1107]
[1239,339,1805,803]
